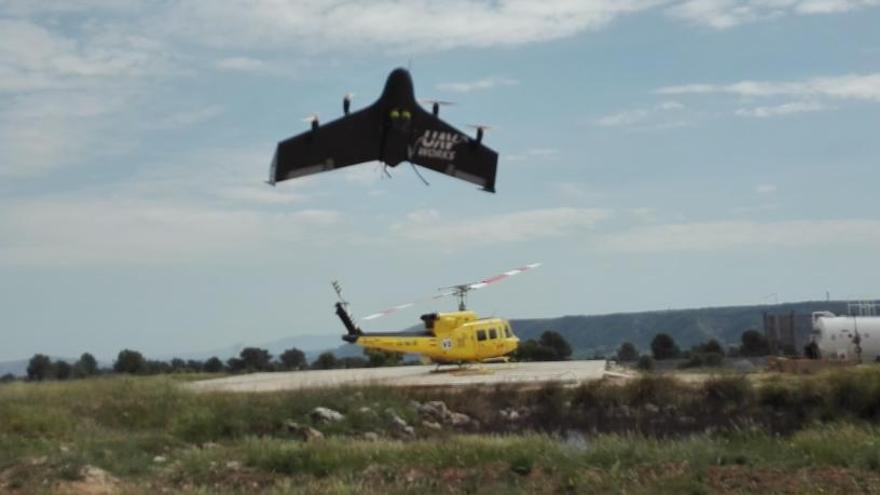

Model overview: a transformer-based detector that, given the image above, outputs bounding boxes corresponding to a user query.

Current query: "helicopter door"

[475,328,491,359]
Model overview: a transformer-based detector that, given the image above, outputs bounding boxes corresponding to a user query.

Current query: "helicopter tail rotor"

[332,281,363,342]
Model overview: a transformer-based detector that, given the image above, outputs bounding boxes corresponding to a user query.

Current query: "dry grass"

[2,367,880,493]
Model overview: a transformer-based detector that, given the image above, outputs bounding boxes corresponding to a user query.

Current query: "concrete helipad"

[186,360,610,392]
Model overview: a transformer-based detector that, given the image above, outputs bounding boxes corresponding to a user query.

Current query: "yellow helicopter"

[332,264,540,364]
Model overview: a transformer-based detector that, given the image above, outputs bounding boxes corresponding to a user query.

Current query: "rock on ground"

[311,406,345,423]
[417,400,472,428]
[285,420,324,441]
[386,408,416,438]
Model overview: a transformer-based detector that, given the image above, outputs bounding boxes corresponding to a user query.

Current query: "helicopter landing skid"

[429,359,516,375]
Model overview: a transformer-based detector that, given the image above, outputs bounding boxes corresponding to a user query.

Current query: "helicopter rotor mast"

[444,285,471,311]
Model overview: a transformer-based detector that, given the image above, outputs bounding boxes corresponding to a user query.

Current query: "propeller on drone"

[359,262,541,321]
[302,113,320,131]
[467,124,492,143]
[419,99,454,116]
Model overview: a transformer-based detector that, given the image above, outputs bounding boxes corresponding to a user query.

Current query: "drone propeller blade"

[419,99,454,106]
[467,124,493,131]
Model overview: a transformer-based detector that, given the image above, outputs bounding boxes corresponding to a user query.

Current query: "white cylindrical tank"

[812,312,880,362]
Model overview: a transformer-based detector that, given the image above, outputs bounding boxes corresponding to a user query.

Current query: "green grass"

[156,427,880,493]
[3,368,880,493]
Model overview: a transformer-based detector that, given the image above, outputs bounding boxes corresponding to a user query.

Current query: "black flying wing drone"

[269,68,498,192]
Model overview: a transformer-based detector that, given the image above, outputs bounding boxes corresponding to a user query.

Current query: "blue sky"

[1,0,879,361]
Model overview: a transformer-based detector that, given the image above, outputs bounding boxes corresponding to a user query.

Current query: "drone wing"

[269,107,382,184]
[407,107,498,192]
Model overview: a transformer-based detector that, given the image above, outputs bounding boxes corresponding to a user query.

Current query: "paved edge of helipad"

[185,360,612,393]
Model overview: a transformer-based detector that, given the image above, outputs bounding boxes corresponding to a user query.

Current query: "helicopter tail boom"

[335,302,363,343]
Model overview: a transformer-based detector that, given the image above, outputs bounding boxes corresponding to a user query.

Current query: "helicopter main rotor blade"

[359,263,541,322]
[466,262,541,290]
[360,292,447,321]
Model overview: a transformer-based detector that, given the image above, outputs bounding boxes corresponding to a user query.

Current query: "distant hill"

[510,300,859,358]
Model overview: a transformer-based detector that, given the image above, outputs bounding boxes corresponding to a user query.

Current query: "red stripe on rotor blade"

[482,274,508,284]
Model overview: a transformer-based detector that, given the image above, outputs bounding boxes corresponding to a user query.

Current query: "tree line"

[17,330,575,381]
[12,328,769,382]
[20,346,417,381]
[614,329,773,370]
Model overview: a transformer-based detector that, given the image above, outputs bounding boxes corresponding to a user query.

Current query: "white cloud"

[0,1,146,16]
[0,141,336,266]
[630,207,658,222]
[123,146,312,205]
[215,56,268,72]
[796,0,880,14]
[755,184,777,194]
[596,219,880,253]
[0,15,175,176]
[549,182,607,202]
[506,148,560,163]
[735,100,829,118]
[656,73,880,119]
[596,109,651,127]
[436,77,518,93]
[342,163,387,186]
[160,1,663,52]
[0,196,340,266]
[0,18,172,92]
[392,207,612,247]
[153,105,225,129]
[668,0,879,29]
[595,100,686,128]
[212,56,297,76]
[658,73,880,102]
[731,203,779,215]
[0,90,134,177]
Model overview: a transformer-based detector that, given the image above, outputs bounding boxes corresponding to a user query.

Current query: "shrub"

[622,375,683,406]
[651,333,680,360]
[529,382,567,429]
[27,354,54,381]
[312,352,338,370]
[636,355,654,371]
[678,352,724,369]
[616,342,639,362]
[702,376,753,410]
[114,349,146,374]
[740,329,770,357]
[73,353,98,377]
[279,348,307,370]
[203,357,224,373]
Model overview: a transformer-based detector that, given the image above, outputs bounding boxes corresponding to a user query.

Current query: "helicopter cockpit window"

[504,327,512,338]
[489,329,498,340]
[477,330,487,341]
